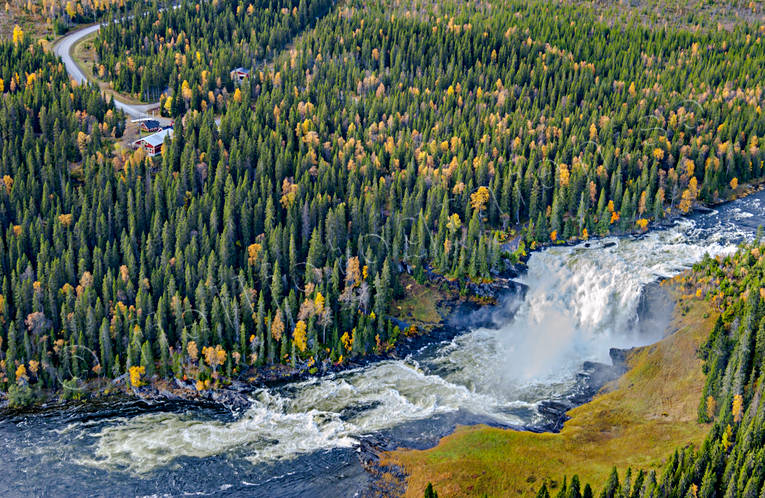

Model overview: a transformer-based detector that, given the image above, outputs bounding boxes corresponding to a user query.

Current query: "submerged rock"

[207,389,251,411]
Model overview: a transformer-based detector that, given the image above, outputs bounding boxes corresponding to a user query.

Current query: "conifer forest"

[1,0,765,495]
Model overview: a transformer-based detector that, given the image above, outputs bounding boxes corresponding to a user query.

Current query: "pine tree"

[99,318,112,373]
[600,468,620,498]
[424,482,438,498]
[158,328,170,378]
[140,340,155,377]
[536,483,550,498]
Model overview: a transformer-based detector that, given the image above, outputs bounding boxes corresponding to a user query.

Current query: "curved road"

[53,24,157,118]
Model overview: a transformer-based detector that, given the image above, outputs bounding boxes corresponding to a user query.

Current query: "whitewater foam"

[75,360,525,473]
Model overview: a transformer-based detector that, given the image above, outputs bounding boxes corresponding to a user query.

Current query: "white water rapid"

[72,198,763,475]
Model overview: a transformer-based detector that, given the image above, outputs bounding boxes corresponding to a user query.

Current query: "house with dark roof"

[139,119,161,132]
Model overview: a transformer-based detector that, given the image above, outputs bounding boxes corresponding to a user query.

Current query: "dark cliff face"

[635,280,675,337]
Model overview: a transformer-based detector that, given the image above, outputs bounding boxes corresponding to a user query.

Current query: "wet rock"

[536,400,574,431]
[357,434,386,467]
[175,377,192,390]
[416,263,527,304]
[499,237,521,253]
[497,260,527,279]
[359,434,408,498]
[111,373,128,385]
[582,359,626,386]
[609,347,632,370]
[536,356,630,432]
[227,380,250,393]
[207,389,251,411]
[156,388,183,401]
[464,275,527,303]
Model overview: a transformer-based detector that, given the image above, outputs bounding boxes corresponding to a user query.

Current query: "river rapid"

[3,191,765,496]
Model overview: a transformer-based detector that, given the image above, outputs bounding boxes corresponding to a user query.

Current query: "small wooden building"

[132,128,173,157]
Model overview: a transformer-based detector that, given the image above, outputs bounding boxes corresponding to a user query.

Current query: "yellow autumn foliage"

[58,214,74,227]
[314,292,325,313]
[12,25,23,45]
[202,344,226,369]
[447,213,462,233]
[15,363,27,383]
[340,331,353,352]
[247,242,262,265]
[271,311,284,341]
[732,394,744,423]
[129,365,145,387]
[187,340,198,361]
[470,186,490,211]
[293,320,307,353]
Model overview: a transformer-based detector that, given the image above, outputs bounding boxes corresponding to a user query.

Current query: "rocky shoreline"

[0,204,685,496]
[0,219,672,419]
[129,257,641,430]
[130,261,531,407]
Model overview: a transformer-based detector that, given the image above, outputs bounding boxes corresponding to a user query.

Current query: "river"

[2,191,764,496]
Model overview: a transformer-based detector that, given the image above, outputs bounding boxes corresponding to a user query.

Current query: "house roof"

[133,128,173,148]
[143,128,173,147]
[141,119,160,129]
[233,67,250,74]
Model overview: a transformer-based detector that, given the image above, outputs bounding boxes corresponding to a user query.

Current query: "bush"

[8,384,36,408]
[60,378,84,401]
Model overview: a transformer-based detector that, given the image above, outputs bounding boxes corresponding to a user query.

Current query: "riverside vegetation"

[392,241,765,496]
[0,0,763,418]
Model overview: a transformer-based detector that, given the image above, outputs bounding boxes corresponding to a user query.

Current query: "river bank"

[2,178,757,414]
[0,260,529,414]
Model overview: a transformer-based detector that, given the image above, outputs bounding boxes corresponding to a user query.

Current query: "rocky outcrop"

[398,259,528,304]
[535,348,634,432]
[609,347,631,370]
